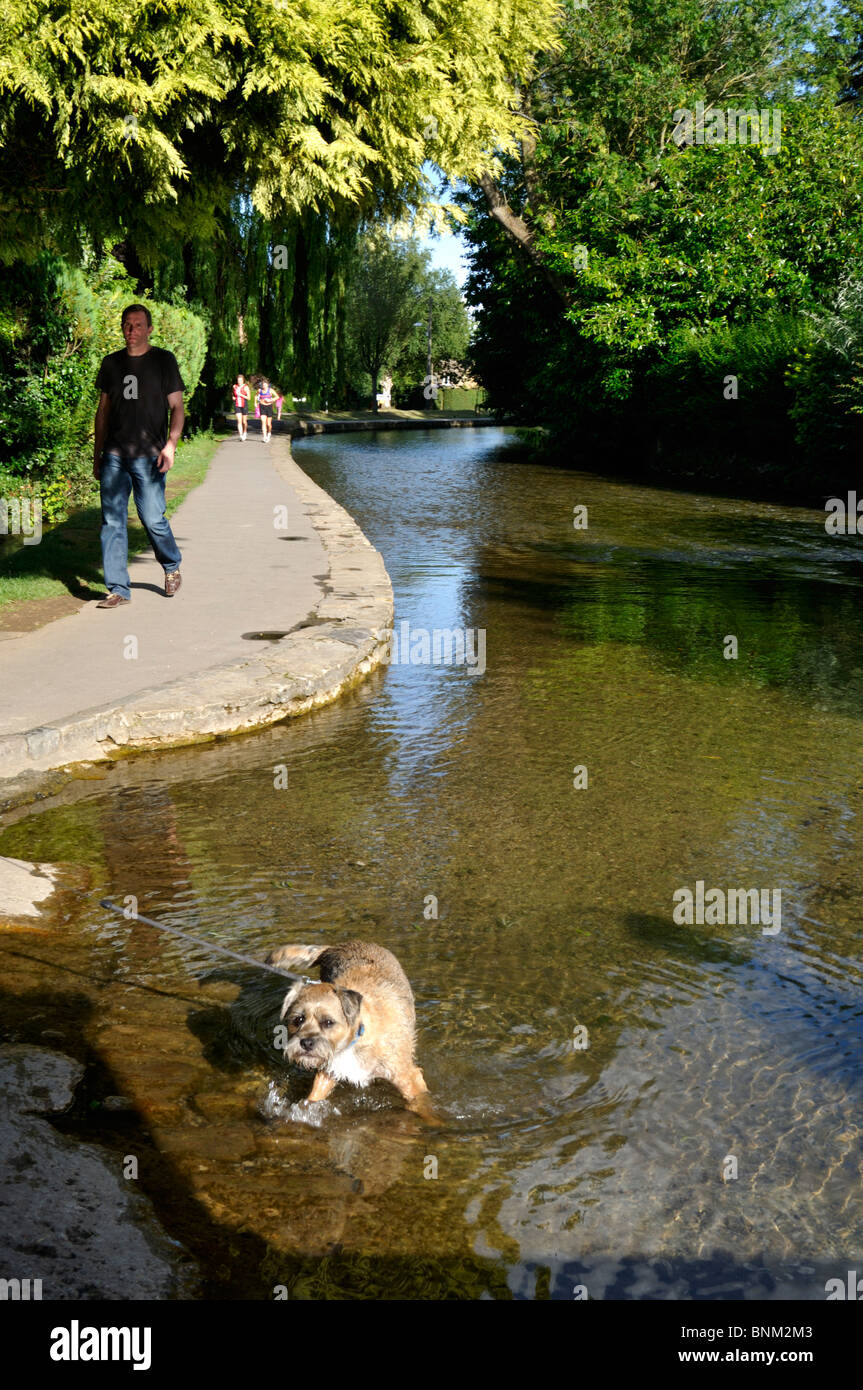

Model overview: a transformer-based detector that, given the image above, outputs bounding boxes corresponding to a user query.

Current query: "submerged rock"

[0,856,59,924]
[0,1045,195,1299]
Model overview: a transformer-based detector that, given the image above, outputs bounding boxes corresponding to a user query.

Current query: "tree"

[0,0,561,263]
[344,235,429,409]
[832,2,863,105]
[152,201,361,419]
[344,236,471,407]
[459,0,863,482]
[393,269,471,394]
[0,252,207,516]
[473,0,834,302]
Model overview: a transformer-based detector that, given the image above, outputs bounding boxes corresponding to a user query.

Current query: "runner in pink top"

[231,375,250,441]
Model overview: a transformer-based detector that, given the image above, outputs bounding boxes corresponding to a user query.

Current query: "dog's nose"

[300,1037,316,1052]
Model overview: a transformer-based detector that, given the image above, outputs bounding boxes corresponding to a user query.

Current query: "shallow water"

[2,428,862,1299]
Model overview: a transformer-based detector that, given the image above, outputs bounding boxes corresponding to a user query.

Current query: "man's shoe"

[164,569,182,597]
[96,592,130,609]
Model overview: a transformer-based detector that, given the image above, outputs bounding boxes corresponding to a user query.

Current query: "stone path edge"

[287,415,497,435]
[0,438,394,787]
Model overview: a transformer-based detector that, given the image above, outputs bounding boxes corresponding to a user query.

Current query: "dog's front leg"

[304,1072,337,1105]
[406,1092,444,1126]
[397,1068,443,1126]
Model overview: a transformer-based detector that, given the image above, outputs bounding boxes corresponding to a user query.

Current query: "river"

[1,426,861,1299]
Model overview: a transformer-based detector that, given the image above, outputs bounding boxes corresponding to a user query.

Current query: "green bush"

[787,272,863,477]
[644,314,812,475]
[437,386,484,411]
[0,253,208,522]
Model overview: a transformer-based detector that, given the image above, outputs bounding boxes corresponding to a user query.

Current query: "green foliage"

[343,233,471,403]
[0,2,552,428]
[151,202,361,417]
[0,252,208,520]
[150,300,208,411]
[787,268,863,464]
[460,0,863,491]
[537,99,863,373]
[0,0,560,261]
[391,268,472,395]
[644,314,812,482]
[834,0,863,106]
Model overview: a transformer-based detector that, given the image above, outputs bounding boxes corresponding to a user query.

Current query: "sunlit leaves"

[0,0,561,259]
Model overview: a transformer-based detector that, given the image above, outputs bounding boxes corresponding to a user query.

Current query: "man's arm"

[93,392,110,478]
[157,390,185,474]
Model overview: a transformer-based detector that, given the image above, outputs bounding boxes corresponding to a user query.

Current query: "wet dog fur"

[266,940,437,1121]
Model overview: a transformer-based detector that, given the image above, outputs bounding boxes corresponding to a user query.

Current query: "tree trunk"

[477,172,572,306]
[370,358,382,413]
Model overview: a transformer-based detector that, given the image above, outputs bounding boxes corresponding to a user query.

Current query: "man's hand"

[157,441,176,474]
[93,458,101,480]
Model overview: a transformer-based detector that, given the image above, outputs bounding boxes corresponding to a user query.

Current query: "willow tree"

[0,0,561,420]
[152,202,360,418]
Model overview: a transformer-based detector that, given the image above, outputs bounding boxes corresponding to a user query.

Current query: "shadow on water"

[478,546,863,714]
[623,912,752,968]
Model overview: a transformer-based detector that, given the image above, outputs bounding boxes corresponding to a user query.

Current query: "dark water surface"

[2,427,862,1299]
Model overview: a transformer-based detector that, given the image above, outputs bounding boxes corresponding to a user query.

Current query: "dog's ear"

[337,988,363,1026]
[279,983,303,1022]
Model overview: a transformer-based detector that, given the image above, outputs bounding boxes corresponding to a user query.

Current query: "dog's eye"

[321,1018,335,1028]
[291,1014,304,1027]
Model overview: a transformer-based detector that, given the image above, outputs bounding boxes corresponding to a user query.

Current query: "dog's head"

[279,981,363,1071]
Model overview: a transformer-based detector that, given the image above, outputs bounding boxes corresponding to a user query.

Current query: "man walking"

[93,304,185,608]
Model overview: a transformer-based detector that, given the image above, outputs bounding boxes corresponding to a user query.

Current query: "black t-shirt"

[95,347,185,458]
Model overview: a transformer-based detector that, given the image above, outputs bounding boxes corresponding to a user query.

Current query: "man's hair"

[121,303,152,328]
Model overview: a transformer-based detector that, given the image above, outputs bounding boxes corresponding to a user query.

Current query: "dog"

[266,940,438,1122]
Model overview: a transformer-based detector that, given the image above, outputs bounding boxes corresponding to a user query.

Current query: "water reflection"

[1,428,862,1298]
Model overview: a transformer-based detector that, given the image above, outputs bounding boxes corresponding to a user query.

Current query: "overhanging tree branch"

[477,171,573,306]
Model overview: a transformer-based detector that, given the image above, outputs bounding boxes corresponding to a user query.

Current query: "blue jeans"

[100,452,182,600]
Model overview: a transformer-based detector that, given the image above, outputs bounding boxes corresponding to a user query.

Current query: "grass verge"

[0,433,219,612]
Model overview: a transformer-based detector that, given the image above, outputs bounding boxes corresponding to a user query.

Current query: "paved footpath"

[0,437,328,737]
[0,432,393,790]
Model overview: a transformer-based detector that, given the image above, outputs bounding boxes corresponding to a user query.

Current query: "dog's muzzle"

[285,1035,331,1070]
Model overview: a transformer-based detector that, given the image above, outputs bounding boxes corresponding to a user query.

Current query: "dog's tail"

[265,943,322,969]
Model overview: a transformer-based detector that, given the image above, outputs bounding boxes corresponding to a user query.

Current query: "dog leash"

[99,898,311,984]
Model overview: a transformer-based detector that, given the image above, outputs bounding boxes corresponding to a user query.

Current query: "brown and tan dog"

[266,940,438,1122]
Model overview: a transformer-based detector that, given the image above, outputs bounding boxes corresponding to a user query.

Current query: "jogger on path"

[256,380,276,442]
[232,374,250,440]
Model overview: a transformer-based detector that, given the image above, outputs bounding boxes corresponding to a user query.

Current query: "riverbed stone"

[0,856,59,923]
[0,1045,190,1299]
